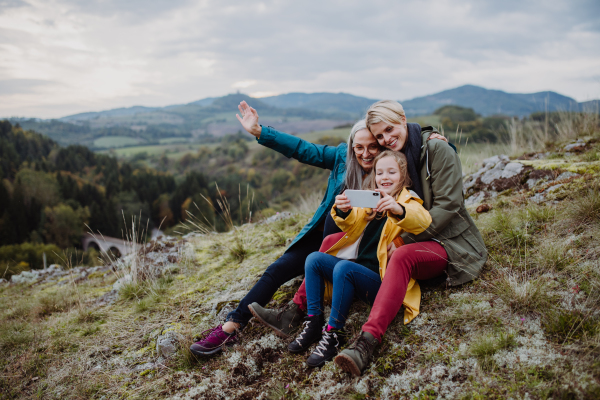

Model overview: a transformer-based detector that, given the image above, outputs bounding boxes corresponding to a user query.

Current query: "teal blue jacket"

[257,126,347,251]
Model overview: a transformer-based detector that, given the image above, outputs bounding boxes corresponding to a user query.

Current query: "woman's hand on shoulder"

[374,189,404,215]
[427,132,448,143]
[335,192,352,212]
[236,101,262,138]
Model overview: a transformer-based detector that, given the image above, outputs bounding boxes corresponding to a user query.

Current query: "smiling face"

[352,129,381,172]
[375,156,402,195]
[369,117,408,152]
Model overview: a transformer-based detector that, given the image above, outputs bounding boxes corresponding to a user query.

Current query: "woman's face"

[375,156,401,195]
[353,129,381,172]
[369,117,408,152]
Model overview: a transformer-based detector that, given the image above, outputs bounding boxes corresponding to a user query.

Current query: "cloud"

[0,0,599,118]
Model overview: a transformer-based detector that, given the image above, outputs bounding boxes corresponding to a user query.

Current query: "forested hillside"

[0,121,342,279]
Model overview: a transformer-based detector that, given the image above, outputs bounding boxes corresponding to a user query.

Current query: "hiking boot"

[287,314,325,354]
[248,300,305,339]
[189,325,238,356]
[334,331,379,376]
[306,328,347,368]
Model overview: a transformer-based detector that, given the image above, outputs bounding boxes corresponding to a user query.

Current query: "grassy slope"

[2,133,600,399]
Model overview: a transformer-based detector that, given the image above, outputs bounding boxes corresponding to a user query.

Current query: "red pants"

[362,241,447,340]
[293,240,447,340]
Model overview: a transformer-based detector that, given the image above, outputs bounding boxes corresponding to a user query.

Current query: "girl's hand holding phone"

[335,191,352,212]
[374,189,404,216]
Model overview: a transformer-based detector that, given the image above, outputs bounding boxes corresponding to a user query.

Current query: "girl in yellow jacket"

[288,150,432,368]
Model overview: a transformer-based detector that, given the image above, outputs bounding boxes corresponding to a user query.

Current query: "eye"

[385,126,393,133]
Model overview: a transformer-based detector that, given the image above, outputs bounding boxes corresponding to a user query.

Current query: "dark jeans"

[226,212,342,326]
[304,252,381,329]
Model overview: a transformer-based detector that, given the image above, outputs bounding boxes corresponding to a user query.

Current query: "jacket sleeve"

[257,126,341,170]
[388,198,432,235]
[411,141,463,241]
[331,205,359,231]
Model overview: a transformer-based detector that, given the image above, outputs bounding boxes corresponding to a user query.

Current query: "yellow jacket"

[323,187,432,324]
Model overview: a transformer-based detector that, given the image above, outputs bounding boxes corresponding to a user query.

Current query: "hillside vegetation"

[1,111,599,399]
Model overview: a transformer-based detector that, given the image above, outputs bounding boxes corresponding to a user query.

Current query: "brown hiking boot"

[248,300,305,339]
[334,331,379,376]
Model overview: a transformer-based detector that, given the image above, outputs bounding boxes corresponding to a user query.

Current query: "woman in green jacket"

[334,100,488,376]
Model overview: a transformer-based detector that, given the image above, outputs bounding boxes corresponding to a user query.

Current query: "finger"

[387,243,392,251]
[236,114,243,123]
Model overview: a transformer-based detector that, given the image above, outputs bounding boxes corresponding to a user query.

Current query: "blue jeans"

[226,213,342,327]
[304,252,382,330]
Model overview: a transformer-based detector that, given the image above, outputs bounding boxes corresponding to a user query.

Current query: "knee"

[305,251,324,273]
[388,246,415,270]
[332,261,354,281]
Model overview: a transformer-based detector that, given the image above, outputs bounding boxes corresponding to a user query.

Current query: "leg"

[328,261,381,330]
[335,241,447,375]
[226,229,323,327]
[304,252,344,316]
[362,241,448,340]
[292,230,346,310]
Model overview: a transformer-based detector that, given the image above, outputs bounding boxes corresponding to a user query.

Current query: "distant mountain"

[7,85,597,149]
[401,85,582,117]
[61,105,159,122]
[259,92,379,116]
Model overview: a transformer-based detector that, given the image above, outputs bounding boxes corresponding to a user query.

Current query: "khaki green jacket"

[401,128,488,286]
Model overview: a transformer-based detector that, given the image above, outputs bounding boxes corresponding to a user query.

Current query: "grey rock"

[134,362,156,371]
[564,139,586,151]
[480,162,507,185]
[501,162,524,178]
[156,330,184,358]
[556,172,580,181]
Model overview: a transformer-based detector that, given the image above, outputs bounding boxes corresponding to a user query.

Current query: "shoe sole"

[306,354,335,368]
[189,342,234,357]
[334,353,362,376]
[248,303,291,339]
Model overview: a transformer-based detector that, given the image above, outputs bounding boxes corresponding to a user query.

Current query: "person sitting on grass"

[289,150,432,367]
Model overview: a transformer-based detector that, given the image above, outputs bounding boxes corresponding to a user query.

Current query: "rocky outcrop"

[463,138,595,207]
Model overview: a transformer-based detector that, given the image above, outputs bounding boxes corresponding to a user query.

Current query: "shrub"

[542,309,599,344]
[468,330,517,370]
[493,272,557,314]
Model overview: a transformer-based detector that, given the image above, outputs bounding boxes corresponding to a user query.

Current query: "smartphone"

[345,190,381,208]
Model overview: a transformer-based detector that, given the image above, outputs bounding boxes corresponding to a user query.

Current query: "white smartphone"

[344,190,381,208]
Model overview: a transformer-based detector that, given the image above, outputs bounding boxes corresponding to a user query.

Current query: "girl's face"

[353,129,381,172]
[369,118,408,152]
[375,156,402,195]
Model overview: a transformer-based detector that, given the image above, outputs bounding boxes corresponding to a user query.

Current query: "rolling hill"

[6,86,597,149]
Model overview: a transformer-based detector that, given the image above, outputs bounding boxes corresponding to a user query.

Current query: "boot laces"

[294,319,311,346]
[353,334,374,358]
[276,302,292,321]
[313,330,338,357]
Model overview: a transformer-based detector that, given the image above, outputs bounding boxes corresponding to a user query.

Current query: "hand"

[236,101,262,138]
[387,242,397,261]
[373,189,403,215]
[335,192,352,212]
[427,132,448,143]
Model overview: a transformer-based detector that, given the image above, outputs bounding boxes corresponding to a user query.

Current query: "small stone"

[476,204,493,213]
[501,162,524,178]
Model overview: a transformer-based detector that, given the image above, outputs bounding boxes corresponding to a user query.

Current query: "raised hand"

[374,189,404,215]
[335,191,352,212]
[236,101,262,138]
[427,132,448,143]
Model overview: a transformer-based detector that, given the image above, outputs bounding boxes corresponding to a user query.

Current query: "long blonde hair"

[362,150,411,220]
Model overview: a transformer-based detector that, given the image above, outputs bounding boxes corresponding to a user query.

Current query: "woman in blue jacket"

[190,101,383,356]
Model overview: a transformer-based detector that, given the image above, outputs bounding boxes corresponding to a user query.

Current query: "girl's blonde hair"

[362,150,411,220]
[365,100,406,131]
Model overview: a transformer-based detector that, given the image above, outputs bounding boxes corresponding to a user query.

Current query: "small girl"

[288,150,432,367]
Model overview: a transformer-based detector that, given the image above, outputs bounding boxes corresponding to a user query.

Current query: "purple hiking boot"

[190,325,238,356]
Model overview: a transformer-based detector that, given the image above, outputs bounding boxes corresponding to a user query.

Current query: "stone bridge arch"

[81,233,134,258]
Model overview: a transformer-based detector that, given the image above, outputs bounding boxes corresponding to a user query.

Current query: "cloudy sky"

[1,0,599,118]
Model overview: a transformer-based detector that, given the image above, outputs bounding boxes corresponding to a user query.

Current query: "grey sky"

[1,0,599,118]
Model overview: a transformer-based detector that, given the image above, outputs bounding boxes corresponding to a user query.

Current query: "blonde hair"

[365,100,406,131]
[362,150,411,221]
